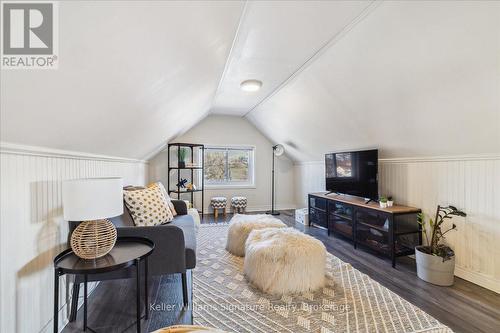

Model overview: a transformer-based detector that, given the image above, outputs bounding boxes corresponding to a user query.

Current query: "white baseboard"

[244,204,297,212]
[455,267,500,294]
[202,204,296,214]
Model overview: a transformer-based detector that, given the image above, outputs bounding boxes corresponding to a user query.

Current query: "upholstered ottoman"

[244,228,326,295]
[210,197,227,218]
[231,196,247,213]
[225,214,286,257]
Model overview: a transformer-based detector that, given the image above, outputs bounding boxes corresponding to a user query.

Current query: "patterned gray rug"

[193,224,452,333]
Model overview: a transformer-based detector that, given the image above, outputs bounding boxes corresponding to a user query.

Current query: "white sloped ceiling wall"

[246,0,500,161]
[1,1,244,159]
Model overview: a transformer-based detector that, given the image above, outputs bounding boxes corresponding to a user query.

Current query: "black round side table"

[53,237,154,333]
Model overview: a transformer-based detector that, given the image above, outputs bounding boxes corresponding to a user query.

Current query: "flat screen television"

[325,149,378,200]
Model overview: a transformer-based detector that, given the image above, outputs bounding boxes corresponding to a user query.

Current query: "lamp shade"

[62,178,123,221]
[273,144,285,156]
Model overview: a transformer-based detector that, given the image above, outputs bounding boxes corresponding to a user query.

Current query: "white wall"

[293,154,500,293]
[0,143,148,333]
[149,115,296,212]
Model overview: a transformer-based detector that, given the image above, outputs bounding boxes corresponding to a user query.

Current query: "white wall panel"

[294,155,500,293]
[0,144,148,333]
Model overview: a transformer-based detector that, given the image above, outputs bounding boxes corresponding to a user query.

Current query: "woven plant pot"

[70,219,117,259]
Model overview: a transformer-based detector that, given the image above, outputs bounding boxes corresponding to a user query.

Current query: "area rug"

[193,224,452,333]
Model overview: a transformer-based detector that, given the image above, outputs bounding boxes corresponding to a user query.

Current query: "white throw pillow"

[148,182,177,216]
[123,185,173,226]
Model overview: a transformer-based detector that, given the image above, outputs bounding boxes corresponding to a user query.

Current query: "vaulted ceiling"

[1,1,499,161]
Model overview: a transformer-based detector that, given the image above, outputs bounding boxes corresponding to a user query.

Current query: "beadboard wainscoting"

[293,155,500,293]
[0,143,148,333]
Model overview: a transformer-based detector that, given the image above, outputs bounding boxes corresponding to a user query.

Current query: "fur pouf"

[244,228,326,295]
[225,214,286,257]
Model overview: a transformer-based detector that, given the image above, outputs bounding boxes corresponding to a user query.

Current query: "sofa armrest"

[171,199,188,215]
[117,224,187,275]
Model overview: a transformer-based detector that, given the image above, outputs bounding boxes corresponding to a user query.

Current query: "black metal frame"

[167,143,205,217]
[266,144,280,216]
[53,237,154,333]
[308,194,421,267]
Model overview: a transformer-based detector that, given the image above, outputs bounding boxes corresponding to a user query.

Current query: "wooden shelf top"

[310,192,421,214]
[168,142,204,147]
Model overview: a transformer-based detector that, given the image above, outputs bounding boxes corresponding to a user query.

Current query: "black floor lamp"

[266,144,285,216]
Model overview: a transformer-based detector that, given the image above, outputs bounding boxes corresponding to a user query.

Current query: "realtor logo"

[1,1,58,69]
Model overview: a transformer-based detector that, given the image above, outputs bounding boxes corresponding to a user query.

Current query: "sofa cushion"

[123,186,174,226]
[171,214,197,269]
[148,182,177,216]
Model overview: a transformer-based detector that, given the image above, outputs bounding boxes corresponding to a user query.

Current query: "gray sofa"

[68,199,197,321]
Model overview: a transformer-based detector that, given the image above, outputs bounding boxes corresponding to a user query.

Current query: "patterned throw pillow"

[123,185,173,226]
[148,182,177,216]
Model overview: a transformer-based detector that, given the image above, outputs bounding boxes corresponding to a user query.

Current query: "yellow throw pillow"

[123,185,173,226]
[148,182,177,216]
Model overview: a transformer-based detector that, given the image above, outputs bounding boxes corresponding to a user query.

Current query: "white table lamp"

[63,177,123,259]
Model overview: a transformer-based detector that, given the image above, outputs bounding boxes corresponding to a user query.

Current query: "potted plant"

[379,196,388,208]
[416,205,466,286]
[178,148,188,168]
[387,196,394,207]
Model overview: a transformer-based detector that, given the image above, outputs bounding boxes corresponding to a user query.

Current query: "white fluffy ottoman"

[225,214,286,257]
[244,228,326,295]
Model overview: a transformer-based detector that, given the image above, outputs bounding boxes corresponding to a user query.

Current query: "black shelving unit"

[167,143,204,216]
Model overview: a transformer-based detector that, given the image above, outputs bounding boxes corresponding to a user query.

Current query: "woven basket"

[70,219,117,259]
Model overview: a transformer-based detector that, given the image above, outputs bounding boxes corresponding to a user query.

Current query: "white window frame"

[203,145,256,189]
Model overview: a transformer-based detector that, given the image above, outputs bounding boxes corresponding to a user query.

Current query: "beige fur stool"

[225,214,286,257]
[244,228,326,295]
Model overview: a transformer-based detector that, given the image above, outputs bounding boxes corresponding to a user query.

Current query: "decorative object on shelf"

[186,183,196,191]
[178,148,188,168]
[387,196,394,207]
[379,196,388,208]
[176,178,188,188]
[416,205,466,286]
[62,178,123,259]
[266,144,285,216]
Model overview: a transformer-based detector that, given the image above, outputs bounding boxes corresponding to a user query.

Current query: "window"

[204,146,255,187]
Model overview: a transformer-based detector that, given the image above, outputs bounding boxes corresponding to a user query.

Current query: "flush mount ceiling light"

[240,79,262,92]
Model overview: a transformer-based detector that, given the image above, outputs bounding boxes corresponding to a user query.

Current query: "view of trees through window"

[204,147,252,184]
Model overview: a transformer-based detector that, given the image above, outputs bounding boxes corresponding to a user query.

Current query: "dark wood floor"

[63,211,500,333]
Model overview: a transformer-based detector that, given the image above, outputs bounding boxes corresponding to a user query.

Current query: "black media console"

[308,192,422,267]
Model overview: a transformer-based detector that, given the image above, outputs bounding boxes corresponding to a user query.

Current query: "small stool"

[231,196,247,213]
[210,197,227,218]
